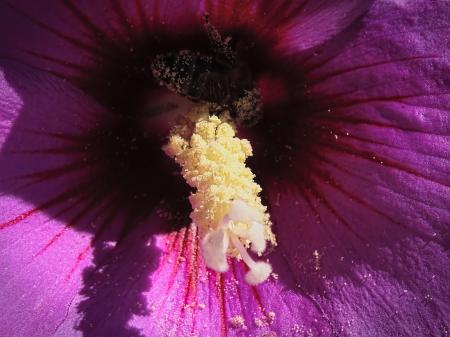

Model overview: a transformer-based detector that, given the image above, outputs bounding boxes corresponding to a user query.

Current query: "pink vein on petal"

[31,189,110,259]
[65,244,92,281]
[216,272,228,337]
[0,208,39,230]
[165,227,188,294]
[33,226,70,259]
[174,225,200,336]
[0,182,92,230]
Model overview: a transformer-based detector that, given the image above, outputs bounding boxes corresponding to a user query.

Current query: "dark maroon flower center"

[57,19,321,239]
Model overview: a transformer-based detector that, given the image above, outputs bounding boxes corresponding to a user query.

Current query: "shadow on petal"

[0,60,187,336]
[76,223,160,337]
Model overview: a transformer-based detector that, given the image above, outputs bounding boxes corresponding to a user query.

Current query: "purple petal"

[130,226,332,337]
[262,1,450,335]
[1,1,449,337]
[203,0,372,56]
[0,0,201,77]
[0,60,169,337]
[0,61,99,337]
[275,0,373,54]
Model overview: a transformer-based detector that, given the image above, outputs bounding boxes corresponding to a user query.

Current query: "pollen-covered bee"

[151,14,261,126]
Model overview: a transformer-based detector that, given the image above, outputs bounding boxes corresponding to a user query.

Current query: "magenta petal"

[0,0,201,78]
[130,226,332,337]
[0,60,167,337]
[62,222,161,337]
[275,0,373,54]
[0,59,106,232]
[203,0,372,56]
[0,61,99,337]
[2,1,450,336]
[264,1,450,336]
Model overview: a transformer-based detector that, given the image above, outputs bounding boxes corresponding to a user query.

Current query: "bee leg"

[233,88,262,127]
[203,13,236,65]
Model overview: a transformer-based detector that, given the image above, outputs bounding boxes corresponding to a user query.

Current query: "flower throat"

[154,15,274,284]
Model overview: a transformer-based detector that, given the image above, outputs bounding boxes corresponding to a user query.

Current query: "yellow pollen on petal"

[163,105,276,284]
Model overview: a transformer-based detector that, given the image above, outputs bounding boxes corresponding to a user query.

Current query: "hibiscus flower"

[1,1,449,336]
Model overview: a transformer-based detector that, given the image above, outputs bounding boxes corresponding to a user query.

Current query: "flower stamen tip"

[245,261,273,286]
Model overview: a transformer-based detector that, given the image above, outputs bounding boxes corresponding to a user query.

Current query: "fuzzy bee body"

[152,50,252,101]
[151,15,261,126]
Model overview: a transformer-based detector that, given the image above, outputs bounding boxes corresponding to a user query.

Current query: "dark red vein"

[310,55,439,84]
[61,0,116,49]
[32,185,112,259]
[13,160,93,185]
[0,208,38,230]
[332,130,450,162]
[22,49,93,73]
[175,225,199,336]
[318,140,450,188]
[316,115,447,136]
[190,232,201,334]
[300,176,369,244]
[5,1,101,56]
[165,227,188,293]
[65,244,91,281]
[134,0,150,33]
[310,151,446,243]
[216,273,228,337]
[18,130,86,143]
[33,226,69,258]
[282,0,310,26]
[154,231,179,276]
[327,92,450,110]
[9,146,85,155]
[64,203,121,281]
[0,183,90,230]
[110,0,134,37]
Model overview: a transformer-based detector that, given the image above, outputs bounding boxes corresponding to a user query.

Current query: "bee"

[151,14,261,126]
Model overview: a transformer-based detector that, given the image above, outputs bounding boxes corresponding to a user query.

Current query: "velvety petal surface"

[0,61,102,337]
[0,60,173,337]
[0,0,202,76]
[126,225,333,337]
[202,0,372,54]
[0,56,330,337]
[259,1,450,336]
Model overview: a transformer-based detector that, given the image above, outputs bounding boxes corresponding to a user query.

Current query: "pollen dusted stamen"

[163,106,276,285]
